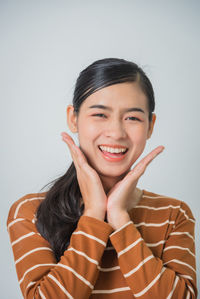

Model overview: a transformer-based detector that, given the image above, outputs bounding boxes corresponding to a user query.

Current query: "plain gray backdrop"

[1,0,199,297]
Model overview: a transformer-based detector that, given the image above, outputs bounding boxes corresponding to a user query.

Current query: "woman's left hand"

[106,146,165,229]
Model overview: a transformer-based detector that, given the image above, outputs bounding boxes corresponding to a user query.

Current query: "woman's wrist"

[107,209,130,230]
[83,208,106,221]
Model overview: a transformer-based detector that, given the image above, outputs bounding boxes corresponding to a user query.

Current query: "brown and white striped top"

[7,189,197,298]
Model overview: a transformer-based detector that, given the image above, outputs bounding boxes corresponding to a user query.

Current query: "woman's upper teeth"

[99,146,127,153]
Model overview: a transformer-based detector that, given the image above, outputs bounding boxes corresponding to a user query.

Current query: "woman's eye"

[91,114,141,121]
[92,114,106,118]
[126,116,141,121]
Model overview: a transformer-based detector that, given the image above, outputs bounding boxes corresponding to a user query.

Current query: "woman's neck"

[99,173,126,194]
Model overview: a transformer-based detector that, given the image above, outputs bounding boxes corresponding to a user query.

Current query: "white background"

[1,0,199,297]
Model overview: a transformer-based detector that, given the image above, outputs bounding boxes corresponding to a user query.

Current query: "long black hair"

[36,58,155,262]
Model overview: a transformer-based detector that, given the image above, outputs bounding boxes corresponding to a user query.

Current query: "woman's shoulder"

[7,192,47,225]
[142,189,181,205]
[141,189,195,220]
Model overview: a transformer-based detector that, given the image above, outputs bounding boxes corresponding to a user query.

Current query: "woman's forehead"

[81,82,149,111]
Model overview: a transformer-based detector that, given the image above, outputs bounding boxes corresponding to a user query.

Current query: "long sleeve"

[110,200,197,298]
[7,194,113,299]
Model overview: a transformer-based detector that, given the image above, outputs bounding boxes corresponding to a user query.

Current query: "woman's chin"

[96,166,130,179]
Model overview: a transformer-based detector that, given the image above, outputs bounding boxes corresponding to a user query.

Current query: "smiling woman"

[7,58,197,298]
[66,82,155,183]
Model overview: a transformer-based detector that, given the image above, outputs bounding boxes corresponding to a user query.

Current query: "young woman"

[7,58,197,298]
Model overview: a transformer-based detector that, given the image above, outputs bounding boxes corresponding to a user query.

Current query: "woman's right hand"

[61,132,107,221]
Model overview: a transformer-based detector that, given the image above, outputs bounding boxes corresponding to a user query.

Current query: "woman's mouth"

[98,145,128,162]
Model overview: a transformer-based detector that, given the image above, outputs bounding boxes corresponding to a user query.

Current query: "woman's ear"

[66,105,78,133]
[147,113,156,139]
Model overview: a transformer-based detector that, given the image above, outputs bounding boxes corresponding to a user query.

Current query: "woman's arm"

[7,194,113,299]
[109,201,197,298]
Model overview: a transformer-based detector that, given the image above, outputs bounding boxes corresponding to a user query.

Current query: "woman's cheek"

[130,130,148,161]
[78,124,99,154]
[129,125,147,142]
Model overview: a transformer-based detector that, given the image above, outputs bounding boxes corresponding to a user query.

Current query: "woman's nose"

[104,120,127,139]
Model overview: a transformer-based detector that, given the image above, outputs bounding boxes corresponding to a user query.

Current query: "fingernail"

[62,136,69,143]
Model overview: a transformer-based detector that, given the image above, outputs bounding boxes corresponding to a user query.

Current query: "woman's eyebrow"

[88,104,145,113]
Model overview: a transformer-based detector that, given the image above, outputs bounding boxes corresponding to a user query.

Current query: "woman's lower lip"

[99,149,127,162]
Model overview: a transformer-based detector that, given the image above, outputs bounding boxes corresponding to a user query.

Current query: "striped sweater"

[7,189,197,298]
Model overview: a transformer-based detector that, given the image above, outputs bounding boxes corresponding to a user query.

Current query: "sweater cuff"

[110,221,141,253]
[110,221,133,237]
[78,215,114,242]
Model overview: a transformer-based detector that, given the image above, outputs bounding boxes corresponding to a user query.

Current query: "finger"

[61,132,87,164]
[129,145,165,178]
[139,145,164,167]
[61,132,82,169]
[61,132,88,168]
[61,132,76,148]
[135,145,164,173]
[61,132,80,170]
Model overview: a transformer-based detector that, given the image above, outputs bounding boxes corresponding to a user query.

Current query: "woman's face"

[68,82,156,179]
